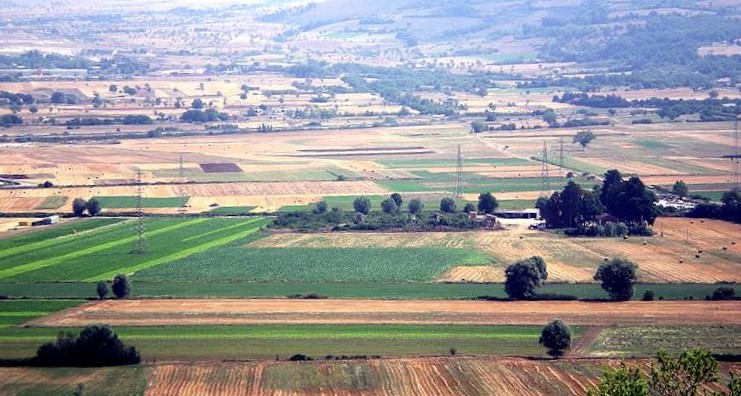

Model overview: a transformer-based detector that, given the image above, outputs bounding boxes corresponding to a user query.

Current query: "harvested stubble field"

[6,357,737,396]
[29,299,741,327]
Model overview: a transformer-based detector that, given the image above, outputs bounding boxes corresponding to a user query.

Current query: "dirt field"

[29,299,741,327]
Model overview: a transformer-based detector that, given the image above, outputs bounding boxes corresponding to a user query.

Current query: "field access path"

[29,299,741,327]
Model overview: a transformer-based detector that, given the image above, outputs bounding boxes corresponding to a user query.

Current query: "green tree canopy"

[594,258,638,301]
[504,256,548,299]
[539,319,572,358]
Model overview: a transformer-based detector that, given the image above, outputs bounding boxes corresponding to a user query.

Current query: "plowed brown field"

[29,299,741,327]
[2,358,736,396]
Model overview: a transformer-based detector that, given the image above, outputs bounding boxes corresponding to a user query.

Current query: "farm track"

[28,299,741,327]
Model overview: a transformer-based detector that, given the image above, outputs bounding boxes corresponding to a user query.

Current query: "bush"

[313,201,328,214]
[289,354,313,361]
[353,196,371,215]
[440,197,457,213]
[111,274,131,299]
[641,290,655,301]
[35,325,140,367]
[539,319,572,358]
[463,203,476,213]
[711,287,735,300]
[408,199,423,215]
[96,281,108,300]
[381,198,399,214]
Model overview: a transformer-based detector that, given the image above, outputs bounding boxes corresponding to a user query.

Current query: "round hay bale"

[679,259,684,264]
[722,246,728,250]
[643,241,648,245]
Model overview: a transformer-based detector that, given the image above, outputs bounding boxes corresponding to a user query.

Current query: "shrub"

[641,290,655,301]
[381,198,399,214]
[289,354,313,361]
[353,196,371,215]
[313,201,328,214]
[408,199,423,215]
[440,197,457,213]
[711,287,735,301]
[96,281,109,300]
[35,325,140,367]
[111,274,131,299]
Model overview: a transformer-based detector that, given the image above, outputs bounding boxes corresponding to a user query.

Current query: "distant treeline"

[554,93,741,121]
[65,115,153,126]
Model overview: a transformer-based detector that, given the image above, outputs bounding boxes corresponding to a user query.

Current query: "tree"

[191,98,204,109]
[573,130,596,150]
[390,193,403,207]
[353,196,371,215]
[504,256,548,299]
[600,169,624,215]
[616,176,658,224]
[109,84,118,93]
[672,180,689,198]
[587,363,648,396]
[111,274,131,299]
[96,281,109,300]
[589,348,739,396]
[86,198,101,216]
[381,198,399,214]
[471,120,486,133]
[650,348,719,396]
[440,197,457,213]
[463,202,476,213]
[594,259,638,301]
[72,198,88,217]
[539,319,572,358]
[408,198,423,215]
[313,200,328,214]
[477,192,499,214]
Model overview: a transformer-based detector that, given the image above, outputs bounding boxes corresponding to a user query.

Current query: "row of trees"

[96,274,131,300]
[72,198,101,217]
[505,256,638,301]
[538,170,658,231]
[690,190,741,224]
[350,192,499,216]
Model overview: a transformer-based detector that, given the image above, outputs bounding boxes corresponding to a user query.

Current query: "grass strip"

[0,219,207,280]
[86,218,268,281]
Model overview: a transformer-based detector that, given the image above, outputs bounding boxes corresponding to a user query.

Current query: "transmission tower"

[558,137,565,178]
[454,145,465,199]
[178,153,188,213]
[131,167,148,254]
[541,141,551,196]
[733,117,740,191]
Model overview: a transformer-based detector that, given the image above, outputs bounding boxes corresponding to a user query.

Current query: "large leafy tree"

[477,192,499,214]
[72,198,87,217]
[594,258,638,301]
[112,274,131,299]
[504,256,548,299]
[353,196,371,215]
[539,319,572,358]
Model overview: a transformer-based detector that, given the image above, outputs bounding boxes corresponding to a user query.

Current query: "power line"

[454,144,464,199]
[733,117,740,191]
[559,137,565,178]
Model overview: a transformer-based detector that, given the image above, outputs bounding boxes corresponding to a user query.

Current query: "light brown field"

[2,357,735,396]
[29,299,741,327]
[580,157,683,175]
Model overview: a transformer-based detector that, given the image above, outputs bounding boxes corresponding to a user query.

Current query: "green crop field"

[379,176,569,194]
[0,282,729,301]
[208,206,257,214]
[0,366,149,396]
[93,196,186,209]
[0,324,568,361]
[36,196,68,210]
[377,158,532,168]
[137,247,493,283]
[0,217,269,282]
